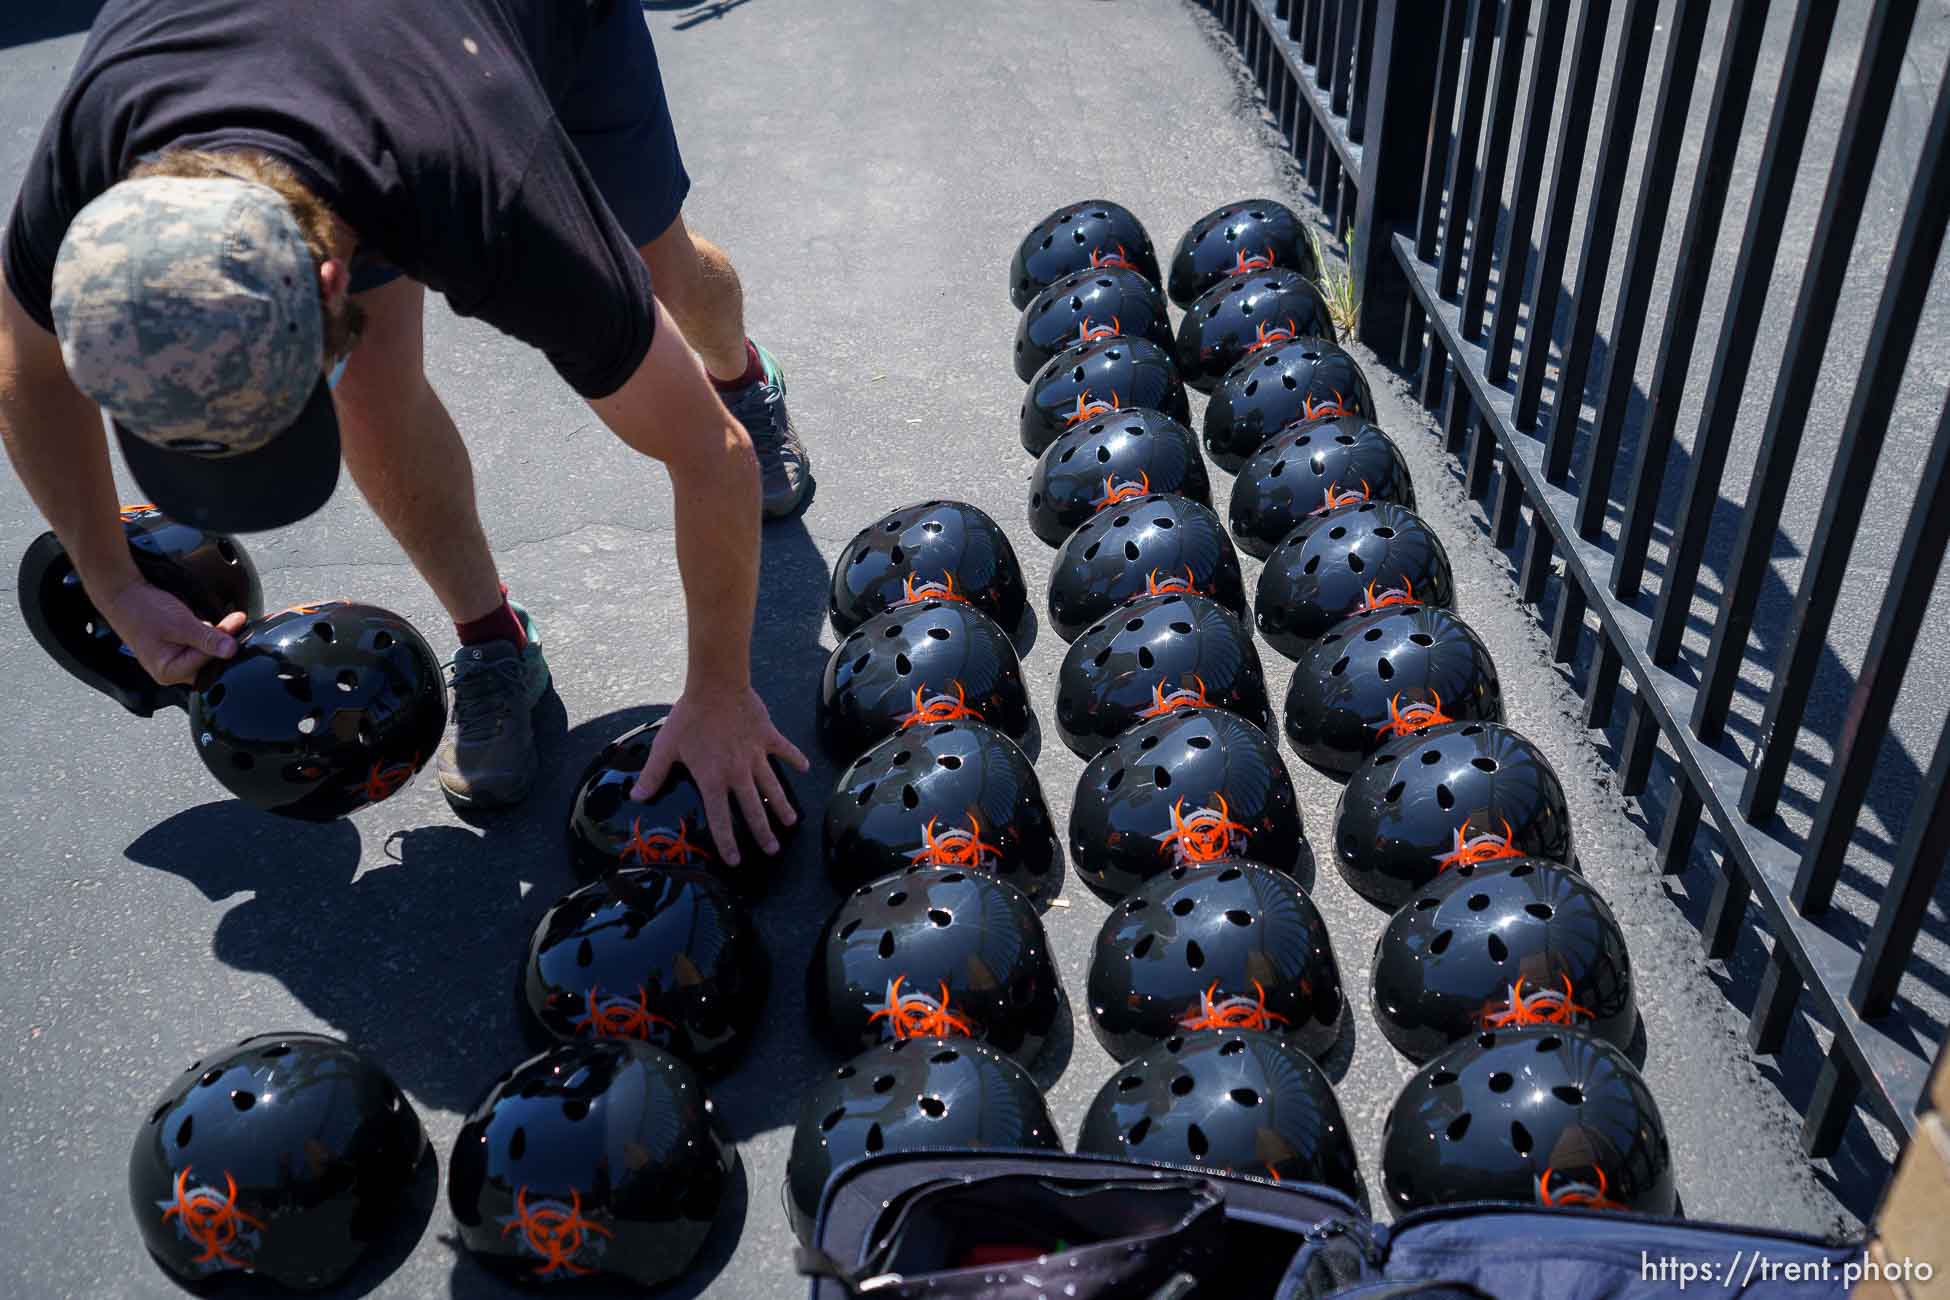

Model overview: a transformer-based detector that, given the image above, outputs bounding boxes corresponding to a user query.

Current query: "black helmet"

[818,601,1032,760]
[1071,709,1306,902]
[187,602,445,820]
[519,868,768,1079]
[1255,503,1455,661]
[1028,408,1211,548]
[1175,269,1337,393]
[1010,200,1162,309]
[786,1038,1063,1243]
[1285,608,1503,777]
[451,1042,735,1287]
[1020,338,1191,456]
[1077,1030,1366,1205]
[566,717,800,894]
[823,720,1064,906]
[1087,862,1344,1062]
[1380,1028,1675,1215]
[830,500,1027,639]
[131,1033,426,1290]
[1015,266,1175,382]
[19,505,263,717]
[1055,592,1271,759]
[1372,861,1635,1064]
[1204,340,1376,473]
[1167,200,1319,307]
[809,867,1060,1066]
[1334,722,1575,909]
[1229,418,1417,559]
[1047,494,1245,643]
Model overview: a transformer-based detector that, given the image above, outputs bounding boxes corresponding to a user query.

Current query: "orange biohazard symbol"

[1076,316,1121,344]
[1065,389,1121,427]
[1299,390,1355,423]
[619,814,707,866]
[1152,795,1250,865]
[359,755,417,805]
[119,502,161,520]
[1180,980,1290,1032]
[1231,246,1278,275]
[573,984,676,1041]
[1356,579,1422,613]
[1145,566,1198,597]
[1245,319,1300,354]
[1092,470,1153,511]
[899,681,986,728]
[1310,479,1373,516]
[1139,674,1211,719]
[1435,815,1526,873]
[501,1187,614,1278]
[906,815,1001,868]
[276,599,346,617]
[1536,1166,1625,1210]
[158,1168,265,1273]
[1090,245,1137,272]
[1481,975,1595,1030]
[901,572,971,605]
[1372,691,1454,739]
[867,975,977,1039]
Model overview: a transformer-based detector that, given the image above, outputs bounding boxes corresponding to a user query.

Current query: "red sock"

[456,584,527,651]
[710,340,765,393]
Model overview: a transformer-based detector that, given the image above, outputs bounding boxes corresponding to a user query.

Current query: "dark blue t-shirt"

[3,0,655,398]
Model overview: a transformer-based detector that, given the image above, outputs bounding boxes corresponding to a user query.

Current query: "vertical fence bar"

[1573,0,1712,541]
[1355,0,1443,355]
[1459,0,1533,341]
[1348,0,1377,141]
[1612,0,1771,602]
[1851,710,1950,1019]
[1484,0,1569,385]
[1743,47,1947,827]
[1330,0,1358,119]
[1317,0,1340,89]
[1539,0,1660,483]
[1415,0,1467,264]
[1693,0,1920,747]
[1437,0,1498,300]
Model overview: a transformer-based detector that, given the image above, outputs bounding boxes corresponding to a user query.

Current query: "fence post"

[1353,0,1440,356]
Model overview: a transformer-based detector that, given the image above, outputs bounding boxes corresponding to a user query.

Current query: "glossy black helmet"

[1015,266,1174,382]
[131,1033,426,1290]
[451,1042,735,1287]
[1230,418,1417,559]
[187,602,445,820]
[1334,722,1575,909]
[1071,709,1306,902]
[1175,269,1336,393]
[786,1038,1063,1243]
[809,867,1060,1066]
[1285,607,1503,777]
[1056,592,1271,760]
[1380,1028,1675,1215]
[1020,338,1190,456]
[818,601,1032,760]
[1087,862,1344,1062]
[1010,200,1162,309]
[829,499,1027,640]
[1028,408,1211,548]
[520,868,768,1079]
[1373,861,1634,1064]
[20,505,263,717]
[1077,1030,1366,1206]
[1255,503,1455,661]
[1204,340,1376,473]
[823,720,1064,906]
[1167,200,1319,307]
[1047,494,1245,643]
[567,716,800,894]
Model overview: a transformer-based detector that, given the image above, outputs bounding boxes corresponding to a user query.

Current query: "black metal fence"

[1200,0,1950,1174]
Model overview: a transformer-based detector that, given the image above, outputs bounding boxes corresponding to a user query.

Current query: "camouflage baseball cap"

[50,174,340,533]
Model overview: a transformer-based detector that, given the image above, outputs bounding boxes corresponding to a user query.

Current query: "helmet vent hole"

[1171,621,1193,634]
[851,653,870,674]
[1431,1070,1458,1087]
[1435,785,1454,809]
[1421,750,1442,765]
[927,908,951,927]
[1118,1075,1144,1092]
[276,667,301,682]
[1098,447,1112,463]
[1281,374,1297,390]
[1170,1074,1194,1097]
[1172,898,1196,917]
[1329,657,1349,677]
[1534,1035,1562,1052]
[1374,527,1395,539]
[1187,1124,1210,1157]
[1364,627,1385,642]
[938,754,962,770]
[865,1123,886,1153]
[371,631,392,651]
[1467,893,1489,912]
[901,786,919,810]
[1126,618,1145,632]
[197,1069,223,1087]
[888,546,904,564]
[1509,1121,1533,1155]
[1092,647,1114,670]
[1219,1039,1246,1056]
[1124,541,1140,562]
[1415,896,1439,911]
[561,1098,590,1122]
[877,932,896,958]
[835,1065,856,1079]
[1430,930,1453,955]
[1271,462,1286,479]
[1347,554,1366,574]
[576,937,596,966]
[855,782,877,806]
[1225,909,1252,927]
[1446,1114,1472,1141]
[1217,866,1241,881]
[1303,555,1320,575]
[296,713,318,735]
[1376,658,1394,681]
[1245,380,1260,397]
[1473,757,1498,773]
[927,627,950,641]
[1126,898,1149,913]
[871,1074,896,1094]
[1553,1085,1584,1106]
[1133,935,1155,958]
[176,1116,194,1147]
[918,1096,948,1119]
[1137,647,1154,669]
[1153,767,1171,789]
[1130,1118,1152,1145]
[839,919,863,940]
[1487,934,1508,962]
[1185,941,1206,969]
[313,621,335,643]
[1187,736,1212,750]
[1108,768,1126,791]
[930,1049,960,1065]
[1526,903,1554,920]
[941,872,964,883]
[1384,782,1405,803]
[335,670,358,692]
[894,653,912,676]
[1488,1072,1514,1094]
[1085,542,1102,560]
[1409,633,1434,647]
[1511,863,1534,877]
[820,1107,846,1132]
[262,1044,290,1058]
[1328,527,1347,540]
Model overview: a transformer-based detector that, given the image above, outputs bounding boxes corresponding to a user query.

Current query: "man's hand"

[631,683,810,865]
[97,579,246,686]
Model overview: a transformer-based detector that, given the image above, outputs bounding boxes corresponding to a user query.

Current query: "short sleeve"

[3,116,80,333]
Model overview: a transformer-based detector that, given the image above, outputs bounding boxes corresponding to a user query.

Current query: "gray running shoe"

[723,342,812,519]
[436,603,551,809]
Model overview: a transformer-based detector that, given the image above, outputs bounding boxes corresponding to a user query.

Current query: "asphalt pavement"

[0,2,1869,1297]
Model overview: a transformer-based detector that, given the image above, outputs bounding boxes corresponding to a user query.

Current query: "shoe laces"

[725,379,789,452]
[445,653,527,740]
